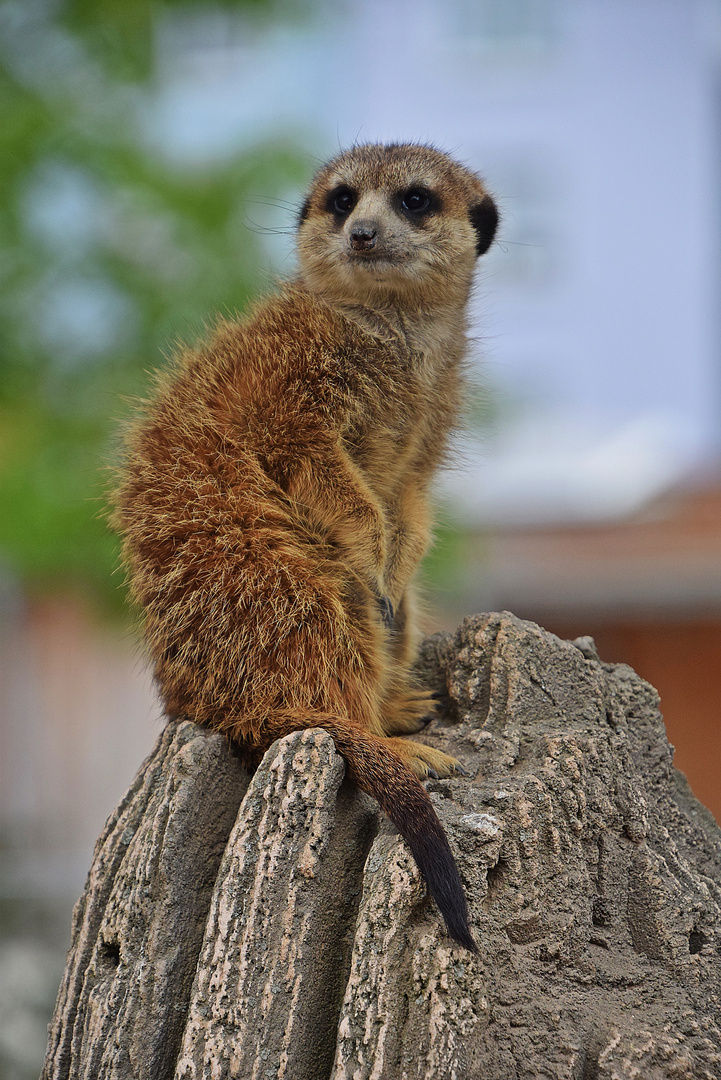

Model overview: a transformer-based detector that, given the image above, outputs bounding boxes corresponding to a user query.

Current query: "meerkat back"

[113,142,498,950]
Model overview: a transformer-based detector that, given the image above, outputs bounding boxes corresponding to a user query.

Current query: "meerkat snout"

[350,223,378,251]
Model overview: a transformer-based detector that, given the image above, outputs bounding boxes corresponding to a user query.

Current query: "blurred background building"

[1,0,720,1075]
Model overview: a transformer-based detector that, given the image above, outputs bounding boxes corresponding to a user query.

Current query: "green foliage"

[0,0,309,609]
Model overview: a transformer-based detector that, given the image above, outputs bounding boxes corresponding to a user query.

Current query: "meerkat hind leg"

[379,589,443,735]
[380,685,439,734]
[384,736,463,780]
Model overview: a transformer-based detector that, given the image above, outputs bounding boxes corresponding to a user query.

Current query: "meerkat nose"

[350,224,377,251]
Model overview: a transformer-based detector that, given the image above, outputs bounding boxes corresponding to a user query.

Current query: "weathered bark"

[43,613,721,1079]
[42,723,250,1080]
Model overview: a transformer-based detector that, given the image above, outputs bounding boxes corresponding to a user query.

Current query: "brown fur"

[111,143,498,950]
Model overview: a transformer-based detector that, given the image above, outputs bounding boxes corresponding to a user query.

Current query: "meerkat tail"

[315,719,477,952]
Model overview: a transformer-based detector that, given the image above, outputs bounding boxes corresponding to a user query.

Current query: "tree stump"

[42,613,721,1079]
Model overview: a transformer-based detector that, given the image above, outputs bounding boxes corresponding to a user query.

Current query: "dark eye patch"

[326,185,357,217]
[398,187,438,218]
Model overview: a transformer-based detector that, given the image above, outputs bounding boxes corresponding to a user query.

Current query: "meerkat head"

[296,143,498,309]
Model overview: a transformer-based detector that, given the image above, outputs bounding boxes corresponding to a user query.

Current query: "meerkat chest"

[340,343,460,497]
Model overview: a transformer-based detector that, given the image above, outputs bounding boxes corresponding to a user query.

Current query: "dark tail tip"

[326,723,477,951]
[407,811,478,952]
[367,762,477,950]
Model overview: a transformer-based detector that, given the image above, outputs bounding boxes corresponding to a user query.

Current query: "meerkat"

[112,142,498,951]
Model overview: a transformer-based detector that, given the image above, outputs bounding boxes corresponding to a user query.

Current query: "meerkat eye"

[400,188,436,217]
[327,186,357,216]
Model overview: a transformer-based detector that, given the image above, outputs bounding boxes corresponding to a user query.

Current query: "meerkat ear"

[469,193,499,256]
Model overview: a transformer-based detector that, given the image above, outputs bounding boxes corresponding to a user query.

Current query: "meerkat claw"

[377,595,395,629]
